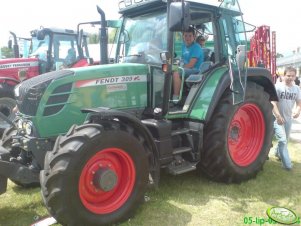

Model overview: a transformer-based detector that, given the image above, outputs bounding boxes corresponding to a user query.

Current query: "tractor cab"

[116,0,252,118]
[29,27,91,73]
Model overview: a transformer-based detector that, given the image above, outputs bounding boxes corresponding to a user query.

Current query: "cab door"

[219,0,248,104]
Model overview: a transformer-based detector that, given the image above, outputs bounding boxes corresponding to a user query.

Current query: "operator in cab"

[172,26,204,102]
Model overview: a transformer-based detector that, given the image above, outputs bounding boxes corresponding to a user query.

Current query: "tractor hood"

[16,63,149,137]
[0,58,39,84]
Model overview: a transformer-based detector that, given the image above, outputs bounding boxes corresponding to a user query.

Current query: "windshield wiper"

[127,53,142,57]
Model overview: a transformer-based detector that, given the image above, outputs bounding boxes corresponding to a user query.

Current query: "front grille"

[16,70,74,116]
[52,83,72,93]
[43,105,65,116]
[43,83,73,116]
[46,94,70,105]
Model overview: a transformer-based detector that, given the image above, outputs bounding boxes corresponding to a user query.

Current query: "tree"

[88,28,118,45]
[108,28,117,44]
[0,47,13,58]
[276,53,284,58]
[88,33,99,44]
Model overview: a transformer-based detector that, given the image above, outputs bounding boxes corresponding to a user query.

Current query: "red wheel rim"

[228,103,265,166]
[79,148,136,214]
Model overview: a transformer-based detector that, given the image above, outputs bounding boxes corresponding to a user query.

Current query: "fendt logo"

[75,75,147,88]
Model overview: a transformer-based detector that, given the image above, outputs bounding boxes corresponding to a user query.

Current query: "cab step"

[172,146,192,155]
[171,128,190,136]
[167,161,197,175]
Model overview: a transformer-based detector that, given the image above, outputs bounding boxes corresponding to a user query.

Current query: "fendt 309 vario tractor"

[0,22,105,130]
[0,0,277,225]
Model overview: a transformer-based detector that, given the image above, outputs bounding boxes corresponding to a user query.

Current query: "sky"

[0,0,299,56]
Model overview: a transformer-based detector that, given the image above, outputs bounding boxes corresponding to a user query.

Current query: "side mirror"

[168,2,191,32]
[120,31,129,44]
[236,45,246,71]
[8,40,12,49]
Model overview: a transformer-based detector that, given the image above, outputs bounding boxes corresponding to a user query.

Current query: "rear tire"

[40,123,149,226]
[199,82,273,183]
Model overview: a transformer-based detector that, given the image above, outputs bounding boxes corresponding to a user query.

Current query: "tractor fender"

[0,82,16,98]
[246,67,278,101]
[0,77,20,85]
[82,107,160,186]
[204,67,277,122]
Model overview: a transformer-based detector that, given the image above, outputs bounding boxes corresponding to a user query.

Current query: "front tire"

[199,82,273,183]
[0,97,16,133]
[40,123,149,226]
[1,126,17,148]
[1,126,40,187]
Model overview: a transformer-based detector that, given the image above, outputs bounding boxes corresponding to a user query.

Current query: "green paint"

[33,64,149,137]
[189,66,227,120]
[166,67,227,121]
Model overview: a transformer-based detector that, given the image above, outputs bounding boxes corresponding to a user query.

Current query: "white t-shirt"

[275,82,301,122]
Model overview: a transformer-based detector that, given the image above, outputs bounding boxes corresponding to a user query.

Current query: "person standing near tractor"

[271,66,301,170]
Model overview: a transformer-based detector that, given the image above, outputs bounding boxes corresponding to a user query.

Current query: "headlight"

[17,119,23,129]
[17,119,33,135]
[14,84,21,98]
[24,121,33,135]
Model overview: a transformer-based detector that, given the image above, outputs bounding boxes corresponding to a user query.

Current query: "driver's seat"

[185,61,213,84]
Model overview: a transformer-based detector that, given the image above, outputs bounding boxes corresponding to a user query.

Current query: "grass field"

[0,141,300,226]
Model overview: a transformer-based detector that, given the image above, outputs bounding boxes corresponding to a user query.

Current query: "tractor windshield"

[30,36,50,61]
[52,34,79,63]
[119,11,167,65]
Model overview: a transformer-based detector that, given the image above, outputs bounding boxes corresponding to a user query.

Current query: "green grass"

[0,141,300,226]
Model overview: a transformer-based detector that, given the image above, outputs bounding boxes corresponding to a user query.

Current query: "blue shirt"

[182,42,204,70]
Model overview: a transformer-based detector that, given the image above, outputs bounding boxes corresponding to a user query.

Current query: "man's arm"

[184,58,197,69]
[292,99,301,118]
[271,101,284,124]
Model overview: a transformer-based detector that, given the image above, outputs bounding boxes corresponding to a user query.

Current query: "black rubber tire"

[40,123,149,226]
[0,97,16,130]
[1,126,17,148]
[0,128,4,138]
[1,126,21,160]
[199,82,273,183]
[1,126,40,188]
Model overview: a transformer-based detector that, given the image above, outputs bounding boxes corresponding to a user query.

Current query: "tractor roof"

[118,0,241,17]
[34,27,77,35]
[30,27,89,38]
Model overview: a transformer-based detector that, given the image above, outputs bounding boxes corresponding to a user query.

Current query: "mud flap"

[0,175,7,195]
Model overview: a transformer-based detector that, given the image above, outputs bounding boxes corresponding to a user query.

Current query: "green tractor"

[0,0,277,225]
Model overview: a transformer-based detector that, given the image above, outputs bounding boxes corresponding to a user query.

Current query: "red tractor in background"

[248,25,277,82]
[0,27,94,129]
